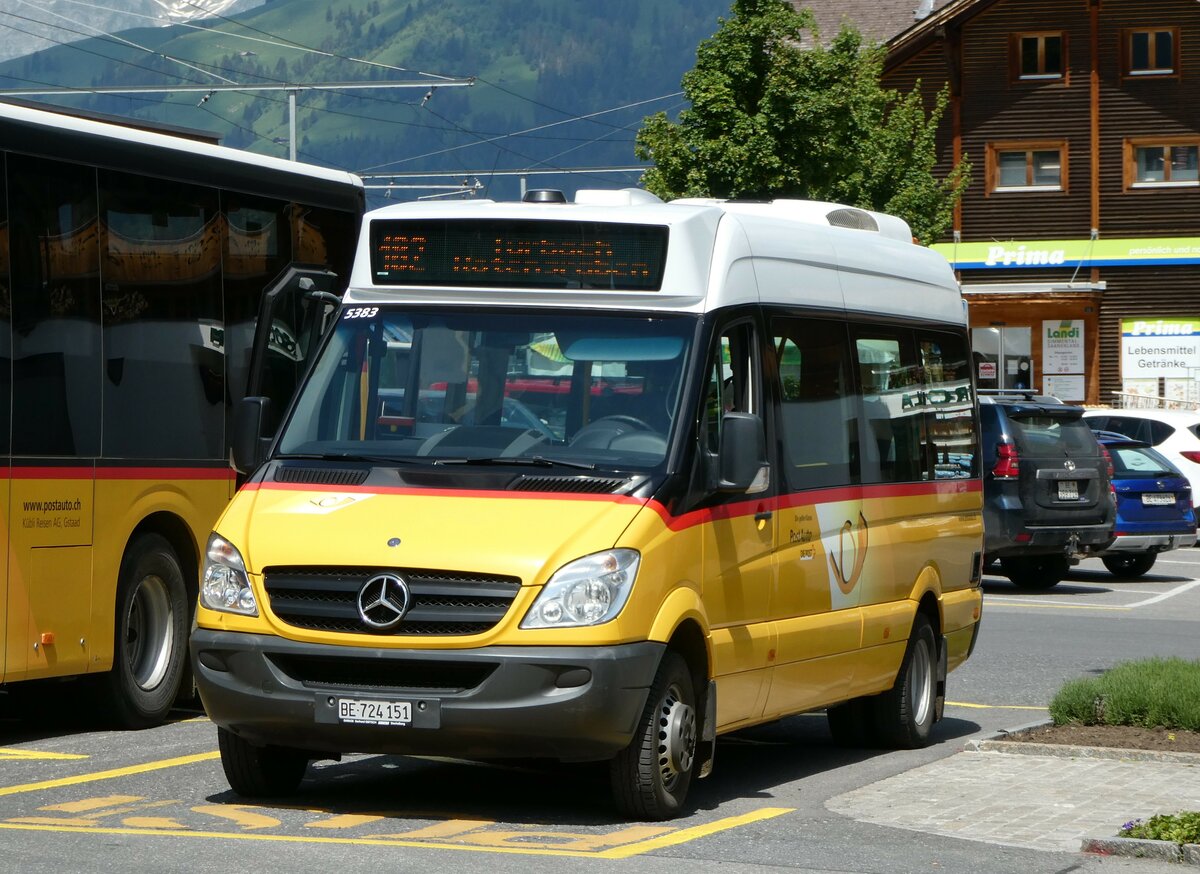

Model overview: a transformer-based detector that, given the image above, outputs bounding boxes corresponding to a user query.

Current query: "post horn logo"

[830,512,869,595]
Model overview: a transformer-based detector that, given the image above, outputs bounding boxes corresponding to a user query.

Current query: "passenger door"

[698,317,777,730]
[765,316,865,715]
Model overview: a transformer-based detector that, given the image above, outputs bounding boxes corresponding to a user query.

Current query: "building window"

[1125,138,1200,188]
[1012,33,1066,81]
[987,141,1067,193]
[1123,28,1179,77]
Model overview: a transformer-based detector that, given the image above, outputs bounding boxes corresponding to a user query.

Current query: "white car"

[1083,408,1200,510]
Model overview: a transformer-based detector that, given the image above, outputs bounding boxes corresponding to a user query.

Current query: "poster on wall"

[1042,320,1085,374]
[1044,374,1085,401]
[1120,318,1200,379]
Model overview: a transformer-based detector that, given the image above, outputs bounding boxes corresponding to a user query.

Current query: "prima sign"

[985,245,1067,267]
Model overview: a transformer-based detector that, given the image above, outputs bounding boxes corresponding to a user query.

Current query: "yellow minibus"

[192,188,984,820]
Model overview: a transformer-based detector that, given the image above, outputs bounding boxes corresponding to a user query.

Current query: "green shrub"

[1048,658,1200,731]
[1120,812,1200,845]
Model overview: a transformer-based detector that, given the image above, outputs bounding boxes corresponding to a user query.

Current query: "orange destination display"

[370,219,669,289]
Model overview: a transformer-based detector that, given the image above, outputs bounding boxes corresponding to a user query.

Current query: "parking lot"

[0,550,1197,873]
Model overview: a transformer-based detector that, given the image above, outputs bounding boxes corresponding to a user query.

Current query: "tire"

[1102,553,1157,579]
[1000,554,1069,589]
[95,534,189,729]
[218,727,309,797]
[827,698,876,747]
[872,614,937,749]
[609,651,697,821]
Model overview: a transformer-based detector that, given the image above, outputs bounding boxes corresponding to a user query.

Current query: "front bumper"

[191,629,664,762]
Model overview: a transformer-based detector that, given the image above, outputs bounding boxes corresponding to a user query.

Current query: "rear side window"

[1148,420,1177,445]
[1008,414,1099,455]
[1110,445,1175,477]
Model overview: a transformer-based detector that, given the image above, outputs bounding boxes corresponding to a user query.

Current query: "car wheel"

[1101,553,1157,579]
[609,651,697,821]
[218,727,309,797]
[871,614,937,749]
[1000,554,1069,589]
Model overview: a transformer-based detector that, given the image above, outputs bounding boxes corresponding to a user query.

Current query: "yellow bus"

[193,188,983,819]
[0,101,363,727]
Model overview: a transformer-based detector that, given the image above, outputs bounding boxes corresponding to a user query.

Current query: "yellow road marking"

[42,796,142,813]
[0,751,219,797]
[983,599,1130,612]
[0,807,795,857]
[191,805,281,830]
[124,817,188,829]
[0,748,88,761]
[305,813,386,830]
[945,701,1047,711]
[374,818,493,839]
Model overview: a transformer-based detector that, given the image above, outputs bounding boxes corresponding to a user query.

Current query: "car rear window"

[1110,445,1176,478]
[1007,414,1099,455]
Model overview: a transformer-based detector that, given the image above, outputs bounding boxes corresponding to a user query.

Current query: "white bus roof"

[347,189,964,326]
[0,100,364,211]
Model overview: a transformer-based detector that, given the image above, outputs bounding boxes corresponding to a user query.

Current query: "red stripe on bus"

[648,479,983,532]
[241,480,647,505]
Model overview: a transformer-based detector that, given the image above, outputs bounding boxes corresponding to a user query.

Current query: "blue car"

[1094,432,1197,578]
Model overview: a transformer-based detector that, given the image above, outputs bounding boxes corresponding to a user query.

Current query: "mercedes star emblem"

[357,572,411,630]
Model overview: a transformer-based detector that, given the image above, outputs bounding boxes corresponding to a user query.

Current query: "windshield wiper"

[433,455,597,471]
[276,453,432,465]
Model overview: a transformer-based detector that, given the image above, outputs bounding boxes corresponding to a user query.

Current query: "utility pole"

[0,79,475,161]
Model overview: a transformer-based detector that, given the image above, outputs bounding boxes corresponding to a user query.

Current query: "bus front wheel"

[609,651,697,821]
[97,534,188,729]
[218,727,309,797]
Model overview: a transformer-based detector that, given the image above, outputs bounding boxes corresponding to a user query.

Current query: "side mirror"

[713,412,769,493]
[232,396,273,475]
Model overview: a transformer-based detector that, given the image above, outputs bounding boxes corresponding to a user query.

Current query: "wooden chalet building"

[802,0,1200,406]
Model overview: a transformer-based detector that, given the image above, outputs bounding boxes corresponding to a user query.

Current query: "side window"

[8,155,102,457]
[853,326,922,484]
[771,317,858,490]
[99,170,223,459]
[702,322,757,455]
[1148,420,1176,446]
[919,331,978,479]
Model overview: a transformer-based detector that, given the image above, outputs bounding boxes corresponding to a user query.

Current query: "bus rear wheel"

[96,534,188,729]
[871,614,937,749]
[218,727,310,797]
[609,651,697,821]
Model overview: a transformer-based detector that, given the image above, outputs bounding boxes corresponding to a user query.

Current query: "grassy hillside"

[0,0,729,200]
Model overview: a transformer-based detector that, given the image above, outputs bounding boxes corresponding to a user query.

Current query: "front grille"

[262,566,521,636]
[269,653,496,693]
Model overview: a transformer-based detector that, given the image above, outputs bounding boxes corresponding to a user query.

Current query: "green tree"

[635,0,968,244]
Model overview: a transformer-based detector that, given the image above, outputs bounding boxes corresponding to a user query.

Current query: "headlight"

[200,533,258,616]
[520,549,639,629]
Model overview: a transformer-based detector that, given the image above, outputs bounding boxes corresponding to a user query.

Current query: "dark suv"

[980,391,1115,588]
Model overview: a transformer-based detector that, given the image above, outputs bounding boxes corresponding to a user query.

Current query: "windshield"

[277,307,696,470]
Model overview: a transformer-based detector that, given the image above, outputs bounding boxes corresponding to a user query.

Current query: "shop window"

[1124,138,1199,188]
[986,141,1068,194]
[1122,28,1179,77]
[1011,32,1066,81]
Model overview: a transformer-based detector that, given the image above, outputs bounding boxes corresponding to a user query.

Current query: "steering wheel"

[569,414,656,449]
[586,414,653,431]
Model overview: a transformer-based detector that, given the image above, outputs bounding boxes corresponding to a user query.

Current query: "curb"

[963,721,1200,765]
[1081,835,1200,865]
